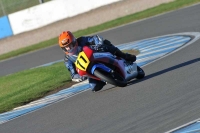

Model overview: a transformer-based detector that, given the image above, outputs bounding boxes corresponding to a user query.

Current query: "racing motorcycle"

[75,46,145,87]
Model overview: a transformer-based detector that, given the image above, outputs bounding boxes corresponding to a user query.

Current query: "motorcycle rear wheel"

[136,66,145,79]
[93,69,127,87]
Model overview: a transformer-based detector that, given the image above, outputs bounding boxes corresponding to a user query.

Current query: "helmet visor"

[62,40,76,52]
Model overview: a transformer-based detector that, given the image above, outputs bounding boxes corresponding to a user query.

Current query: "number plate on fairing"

[124,62,136,74]
[75,51,90,71]
[124,62,138,81]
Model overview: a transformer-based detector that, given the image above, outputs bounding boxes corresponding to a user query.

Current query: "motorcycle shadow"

[127,58,200,86]
[100,78,146,92]
[100,84,118,92]
[127,78,145,86]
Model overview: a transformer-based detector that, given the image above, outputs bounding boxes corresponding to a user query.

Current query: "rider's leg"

[114,48,136,62]
[103,40,136,62]
[89,78,106,92]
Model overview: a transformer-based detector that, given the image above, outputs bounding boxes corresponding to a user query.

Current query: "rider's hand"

[72,74,87,82]
[98,45,108,52]
[103,39,112,45]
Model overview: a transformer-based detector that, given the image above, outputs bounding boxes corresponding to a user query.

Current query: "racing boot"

[114,49,136,62]
[89,78,106,92]
[100,43,136,62]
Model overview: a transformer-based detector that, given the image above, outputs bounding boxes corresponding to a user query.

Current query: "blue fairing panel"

[91,64,111,74]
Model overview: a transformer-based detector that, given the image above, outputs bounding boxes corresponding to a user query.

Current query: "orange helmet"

[58,31,78,55]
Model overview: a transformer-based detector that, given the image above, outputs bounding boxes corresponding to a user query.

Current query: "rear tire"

[136,66,145,79]
[93,69,127,87]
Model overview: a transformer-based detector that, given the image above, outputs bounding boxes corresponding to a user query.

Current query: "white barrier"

[8,0,120,35]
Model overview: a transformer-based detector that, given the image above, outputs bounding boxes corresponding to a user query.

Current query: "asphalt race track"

[0,3,200,133]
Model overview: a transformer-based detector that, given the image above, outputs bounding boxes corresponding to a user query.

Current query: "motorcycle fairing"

[92,52,126,78]
[75,46,139,82]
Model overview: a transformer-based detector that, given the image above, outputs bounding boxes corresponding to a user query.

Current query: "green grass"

[0,37,57,61]
[0,0,51,17]
[0,62,70,113]
[0,0,200,113]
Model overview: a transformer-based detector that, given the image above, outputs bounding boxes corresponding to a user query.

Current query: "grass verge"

[0,62,71,113]
[0,0,200,113]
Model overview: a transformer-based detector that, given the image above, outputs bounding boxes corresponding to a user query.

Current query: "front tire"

[93,69,127,87]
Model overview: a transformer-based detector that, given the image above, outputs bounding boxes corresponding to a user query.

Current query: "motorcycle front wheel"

[93,69,127,87]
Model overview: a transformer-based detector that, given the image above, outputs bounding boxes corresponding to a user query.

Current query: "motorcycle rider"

[58,31,136,92]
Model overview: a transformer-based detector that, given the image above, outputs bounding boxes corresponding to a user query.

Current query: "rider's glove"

[72,74,87,82]
[98,45,108,52]
[97,39,113,52]
[103,39,112,45]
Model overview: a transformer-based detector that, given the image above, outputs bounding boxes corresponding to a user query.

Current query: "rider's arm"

[82,35,113,51]
[64,55,86,82]
[87,35,103,45]
[84,35,104,50]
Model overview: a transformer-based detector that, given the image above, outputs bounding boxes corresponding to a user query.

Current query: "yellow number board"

[75,51,90,71]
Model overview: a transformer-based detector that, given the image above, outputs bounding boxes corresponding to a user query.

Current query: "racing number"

[75,51,90,71]
[76,56,86,70]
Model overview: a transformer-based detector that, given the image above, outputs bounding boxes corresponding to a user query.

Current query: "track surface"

[0,4,200,133]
